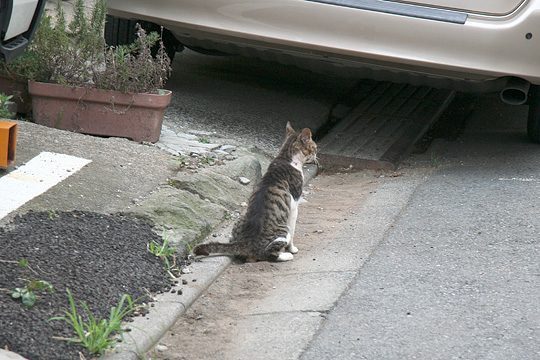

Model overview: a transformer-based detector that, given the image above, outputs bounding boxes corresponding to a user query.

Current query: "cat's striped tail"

[193,242,245,257]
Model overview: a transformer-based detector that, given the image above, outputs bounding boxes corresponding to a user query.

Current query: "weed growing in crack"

[199,155,215,166]
[173,155,189,170]
[182,241,194,254]
[147,235,178,276]
[50,289,134,356]
[11,279,54,308]
[47,210,58,220]
[198,136,210,144]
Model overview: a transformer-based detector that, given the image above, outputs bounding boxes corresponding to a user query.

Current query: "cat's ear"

[299,128,312,143]
[285,121,296,138]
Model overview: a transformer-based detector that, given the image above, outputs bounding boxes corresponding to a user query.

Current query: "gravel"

[0,211,172,360]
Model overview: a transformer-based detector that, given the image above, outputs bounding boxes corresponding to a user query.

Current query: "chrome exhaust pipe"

[500,78,530,105]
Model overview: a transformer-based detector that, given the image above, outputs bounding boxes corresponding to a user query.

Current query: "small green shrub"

[11,279,54,308]
[0,50,41,81]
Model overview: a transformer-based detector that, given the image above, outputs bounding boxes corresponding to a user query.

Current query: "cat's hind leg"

[265,236,294,262]
[265,236,288,253]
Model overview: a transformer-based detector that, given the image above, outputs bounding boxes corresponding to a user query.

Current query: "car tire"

[527,85,540,143]
[104,15,181,61]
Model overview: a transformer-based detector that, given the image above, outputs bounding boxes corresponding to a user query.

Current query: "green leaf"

[18,258,29,268]
[11,288,22,299]
[22,291,37,307]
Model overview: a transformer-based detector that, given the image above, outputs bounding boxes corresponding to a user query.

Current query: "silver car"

[106,0,540,140]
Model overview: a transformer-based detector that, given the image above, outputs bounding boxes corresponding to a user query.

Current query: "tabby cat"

[193,122,318,262]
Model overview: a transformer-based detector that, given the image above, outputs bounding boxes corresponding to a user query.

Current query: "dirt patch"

[0,211,172,360]
[149,171,380,359]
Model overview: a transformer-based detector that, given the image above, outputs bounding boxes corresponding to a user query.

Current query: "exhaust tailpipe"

[500,78,530,105]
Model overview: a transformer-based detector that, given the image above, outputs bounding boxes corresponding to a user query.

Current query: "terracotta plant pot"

[28,81,172,143]
[0,75,32,114]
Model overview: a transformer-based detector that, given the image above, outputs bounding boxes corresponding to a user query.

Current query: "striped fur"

[193,122,317,262]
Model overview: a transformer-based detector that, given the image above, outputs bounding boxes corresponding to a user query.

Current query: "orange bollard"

[0,121,17,169]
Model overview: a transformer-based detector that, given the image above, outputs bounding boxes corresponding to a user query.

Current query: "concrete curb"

[102,163,319,359]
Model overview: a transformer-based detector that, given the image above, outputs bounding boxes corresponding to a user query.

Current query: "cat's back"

[236,158,301,236]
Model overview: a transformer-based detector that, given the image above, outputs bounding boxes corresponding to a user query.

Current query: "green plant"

[11,279,54,308]
[199,155,216,166]
[94,25,171,93]
[0,50,41,81]
[47,210,58,220]
[183,241,194,254]
[28,0,170,93]
[0,93,15,119]
[147,235,177,273]
[18,258,29,268]
[51,289,134,355]
[198,136,210,144]
[174,155,189,170]
[28,0,106,85]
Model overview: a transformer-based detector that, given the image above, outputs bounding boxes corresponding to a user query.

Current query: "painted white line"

[0,152,91,220]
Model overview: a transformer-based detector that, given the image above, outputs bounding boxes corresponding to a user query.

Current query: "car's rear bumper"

[108,0,540,87]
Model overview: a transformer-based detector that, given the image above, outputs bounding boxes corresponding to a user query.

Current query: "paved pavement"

[301,96,540,359]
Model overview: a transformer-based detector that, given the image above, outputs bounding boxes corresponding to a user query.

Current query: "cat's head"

[283,122,318,164]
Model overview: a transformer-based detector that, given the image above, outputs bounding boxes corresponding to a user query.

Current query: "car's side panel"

[308,0,468,24]
[107,0,540,84]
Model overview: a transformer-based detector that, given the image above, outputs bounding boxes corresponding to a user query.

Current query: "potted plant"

[27,0,172,143]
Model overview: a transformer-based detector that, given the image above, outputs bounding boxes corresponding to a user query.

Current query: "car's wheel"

[104,15,181,61]
[527,85,540,143]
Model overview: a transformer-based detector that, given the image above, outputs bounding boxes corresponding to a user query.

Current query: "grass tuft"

[50,289,134,355]
[147,235,177,274]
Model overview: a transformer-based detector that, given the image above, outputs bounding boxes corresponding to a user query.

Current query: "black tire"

[104,15,181,61]
[527,85,540,143]
[104,15,138,47]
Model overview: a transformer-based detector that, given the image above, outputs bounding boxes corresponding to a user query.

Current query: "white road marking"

[0,152,91,220]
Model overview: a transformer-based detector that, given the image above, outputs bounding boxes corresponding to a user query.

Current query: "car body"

[0,0,46,62]
[106,0,540,139]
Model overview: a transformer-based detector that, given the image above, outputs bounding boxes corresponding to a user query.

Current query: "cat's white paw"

[288,245,299,254]
[276,252,294,262]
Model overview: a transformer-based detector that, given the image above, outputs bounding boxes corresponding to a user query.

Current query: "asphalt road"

[301,97,540,359]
